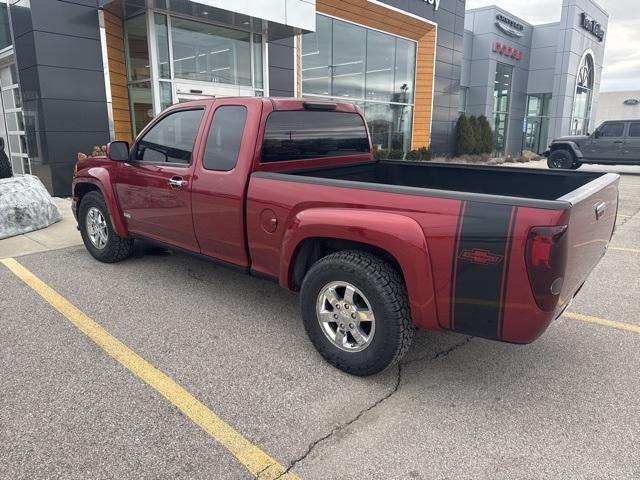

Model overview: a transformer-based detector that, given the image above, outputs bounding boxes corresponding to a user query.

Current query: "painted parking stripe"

[0,258,298,480]
[609,246,640,253]
[565,311,640,334]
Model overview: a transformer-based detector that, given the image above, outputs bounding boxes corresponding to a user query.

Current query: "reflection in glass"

[365,30,394,102]
[525,93,551,154]
[159,81,173,110]
[571,54,594,135]
[128,81,154,136]
[301,15,417,153]
[155,13,171,79]
[171,17,251,85]
[253,34,263,90]
[301,14,332,96]
[125,15,150,81]
[493,62,513,153]
[332,19,366,99]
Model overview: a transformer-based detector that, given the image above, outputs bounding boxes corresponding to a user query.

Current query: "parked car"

[545,119,640,169]
[72,97,619,375]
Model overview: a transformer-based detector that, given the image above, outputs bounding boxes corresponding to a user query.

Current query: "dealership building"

[0,0,465,195]
[0,0,610,195]
[461,0,608,155]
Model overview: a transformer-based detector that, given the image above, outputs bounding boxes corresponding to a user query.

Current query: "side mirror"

[106,141,130,162]
[593,130,600,139]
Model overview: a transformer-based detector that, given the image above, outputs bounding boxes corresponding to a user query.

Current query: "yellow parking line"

[0,257,297,480]
[565,311,640,334]
[609,246,640,253]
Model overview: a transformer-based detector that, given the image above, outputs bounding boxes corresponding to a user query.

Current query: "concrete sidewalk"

[0,197,82,259]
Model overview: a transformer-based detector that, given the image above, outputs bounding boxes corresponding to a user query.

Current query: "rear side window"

[136,108,204,165]
[203,106,247,171]
[629,123,640,137]
[598,122,625,138]
[261,111,369,162]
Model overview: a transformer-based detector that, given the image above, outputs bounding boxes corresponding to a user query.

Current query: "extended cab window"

[598,122,625,138]
[203,106,247,171]
[261,111,369,162]
[628,123,640,137]
[136,108,204,165]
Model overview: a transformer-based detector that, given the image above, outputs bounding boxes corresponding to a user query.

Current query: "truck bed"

[272,160,608,206]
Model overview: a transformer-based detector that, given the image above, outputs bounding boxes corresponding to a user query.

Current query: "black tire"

[79,191,133,263]
[547,149,575,169]
[0,150,12,178]
[300,250,414,376]
[570,162,582,170]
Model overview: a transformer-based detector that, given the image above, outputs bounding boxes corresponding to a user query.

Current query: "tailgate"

[558,173,619,307]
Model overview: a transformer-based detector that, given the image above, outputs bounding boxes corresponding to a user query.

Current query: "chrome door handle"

[168,177,187,189]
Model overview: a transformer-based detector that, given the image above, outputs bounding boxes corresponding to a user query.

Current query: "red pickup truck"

[72,97,619,375]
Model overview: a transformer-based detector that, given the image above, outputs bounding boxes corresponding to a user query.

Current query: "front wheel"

[79,191,134,263]
[547,149,575,169]
[300,250,414,376]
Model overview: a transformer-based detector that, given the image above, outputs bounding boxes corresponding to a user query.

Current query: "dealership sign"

[495,14,525,38]
[624,99,640,106]
[493,42,523,61]
[421,0,440,11]
[580,13,605,41]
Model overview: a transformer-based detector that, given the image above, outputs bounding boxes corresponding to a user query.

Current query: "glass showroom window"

[571,53,594,135]
[301,15,416,154]
[525,93,551,154]
[493,62,513,154]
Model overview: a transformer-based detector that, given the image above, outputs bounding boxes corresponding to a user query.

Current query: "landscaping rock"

[0,175,62,240]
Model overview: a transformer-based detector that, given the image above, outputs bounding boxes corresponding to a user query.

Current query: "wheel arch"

[280,208,440,330]
[73,172,128,237]
[550,142,583,159]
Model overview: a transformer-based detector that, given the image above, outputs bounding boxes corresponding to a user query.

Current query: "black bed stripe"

[450,202,516,339]
[449,201,467,330]
[498,207,518,339]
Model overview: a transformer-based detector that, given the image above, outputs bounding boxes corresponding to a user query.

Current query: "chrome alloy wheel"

[316,281,376,352]
[86,207,108,250]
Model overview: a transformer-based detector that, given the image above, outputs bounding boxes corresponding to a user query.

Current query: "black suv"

[544,120,640,169]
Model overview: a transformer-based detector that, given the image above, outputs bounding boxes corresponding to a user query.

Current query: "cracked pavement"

[1,164,639,479]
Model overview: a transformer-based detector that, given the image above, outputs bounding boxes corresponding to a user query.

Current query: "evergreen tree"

[478,115,494,154]
[455,114,475,155]
[468,115,481,155]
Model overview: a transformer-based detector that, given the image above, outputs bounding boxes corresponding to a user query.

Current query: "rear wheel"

[79,191,133,263]
[300,250,413,376]
[547,149,575,169]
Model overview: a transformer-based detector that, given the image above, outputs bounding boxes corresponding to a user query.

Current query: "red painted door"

[114,107,206,251]
[191,98,261,266]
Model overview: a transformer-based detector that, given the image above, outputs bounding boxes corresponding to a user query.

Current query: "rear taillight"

[525,225,568,311]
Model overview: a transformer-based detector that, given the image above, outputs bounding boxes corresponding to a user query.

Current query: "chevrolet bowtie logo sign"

[460,249,504,266]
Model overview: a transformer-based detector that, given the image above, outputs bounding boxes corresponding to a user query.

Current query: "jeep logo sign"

[581,12,605,42]
[623,99,639,106]
[495,14,525,38]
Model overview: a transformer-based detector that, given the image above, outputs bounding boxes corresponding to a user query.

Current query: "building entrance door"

[0,56,29,174]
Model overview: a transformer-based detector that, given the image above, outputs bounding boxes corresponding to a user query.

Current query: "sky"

[466,0,640,92]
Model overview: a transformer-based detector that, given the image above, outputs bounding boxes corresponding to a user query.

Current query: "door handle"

[613,140,624,144]
[168,176,187,189]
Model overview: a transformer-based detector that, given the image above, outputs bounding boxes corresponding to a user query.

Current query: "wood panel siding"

[315,0,437,149]
[104,10,132,142]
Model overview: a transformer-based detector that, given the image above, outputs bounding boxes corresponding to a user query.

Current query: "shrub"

[478,116,494,154]
[373,148,389,160]
[388,149,405,159]
[418,146,431,161]
[455,114,476,156]
[467,116,481,155]
[405,149,421,160]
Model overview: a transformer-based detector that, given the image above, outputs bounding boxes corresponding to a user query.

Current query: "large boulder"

[0,175,62,240]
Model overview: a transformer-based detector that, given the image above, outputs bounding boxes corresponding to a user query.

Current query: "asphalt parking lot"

[1,165,639,480]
